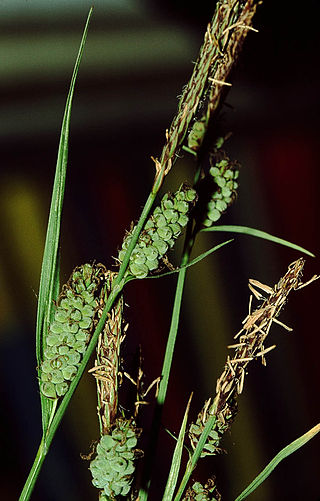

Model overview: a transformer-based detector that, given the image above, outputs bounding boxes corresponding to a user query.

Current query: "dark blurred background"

[1,1,319,500]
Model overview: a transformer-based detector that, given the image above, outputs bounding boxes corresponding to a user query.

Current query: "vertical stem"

[173,415,217,501]
[139,223,196,501]
[19,437,47,501]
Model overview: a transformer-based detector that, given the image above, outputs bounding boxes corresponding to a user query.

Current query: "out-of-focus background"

[1,1,319,500]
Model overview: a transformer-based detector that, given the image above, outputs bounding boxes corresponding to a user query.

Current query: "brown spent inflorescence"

[153,0,259,189]
[88,270,125,434]
[189,258,319,455]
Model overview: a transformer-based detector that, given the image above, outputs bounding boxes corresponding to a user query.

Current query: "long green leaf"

[125,239,233,283]
[234,423,320,501]
[163,394,193,501]
[35,7,93,435]
[19,10,93,501]
[202,225,315,257]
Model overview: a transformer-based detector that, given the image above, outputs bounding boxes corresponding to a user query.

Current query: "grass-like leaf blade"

[162,394,193,501]
[234,423,320,501]
[173,415,217,501]
[35,5,93,434]
[126,239,233,283]
[20,10,94,501]
[202,225,315,257]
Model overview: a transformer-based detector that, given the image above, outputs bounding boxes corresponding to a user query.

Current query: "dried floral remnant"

[89,270,124,434]
[189,258,319,455]
[151,0,259,188]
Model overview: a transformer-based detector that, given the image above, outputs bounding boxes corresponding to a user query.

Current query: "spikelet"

[202,146,239,227]
[89,418,139,499]
[118,184,197,279]
[40,263,106,399]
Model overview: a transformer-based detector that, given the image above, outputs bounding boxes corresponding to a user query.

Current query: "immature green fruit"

[90,419,139,499]
[40,263,106,399]
[188,397,233,457]
[186,117,207,153]
[189,421,222,457]
[202,150,239,228]
[118,185,197,278]
[184,480,221,501]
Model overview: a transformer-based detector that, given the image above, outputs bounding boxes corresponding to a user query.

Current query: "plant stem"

[19,437,47,501]
[117,192,156,284]
[173,415,217,501]
[139,217,197,501]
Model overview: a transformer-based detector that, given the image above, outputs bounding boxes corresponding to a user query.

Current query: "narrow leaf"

[185,239,233,268]
[202,225,315,257]
[35,7,93,433]
[234,423,320,501]
[163,394,193,501]
[126,239,233,283]
[174,415,217,501]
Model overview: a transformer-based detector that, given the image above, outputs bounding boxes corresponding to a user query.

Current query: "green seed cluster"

[187,118,206,152]
[40,263,106,399]
[189,421,222,457]
[189,401,232,457]
[184,481,220,501]
[118,185,197,279]
[202,158,239,227]
[90,419,138,498]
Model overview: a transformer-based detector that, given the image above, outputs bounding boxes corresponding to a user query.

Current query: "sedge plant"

[19,2,319,501]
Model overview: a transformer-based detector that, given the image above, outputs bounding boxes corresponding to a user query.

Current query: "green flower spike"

[202,147,240,228]
[89,418,139,499]
[40,263,107,399]
[118,184,197,279]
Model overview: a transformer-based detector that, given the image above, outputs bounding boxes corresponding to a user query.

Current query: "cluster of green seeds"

[189,399,233,457]
[202,156,239,227]
[189,421,222,457]
[40,263,106,399]
[118,185,197,279]
[90,419,138,499]
[184,480,220,501]
[187,118,206,152]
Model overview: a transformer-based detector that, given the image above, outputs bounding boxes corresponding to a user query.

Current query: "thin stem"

[139,209,197,501]
[115,191,156,286]
[173,415,217,501]
[19,437,47,501]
